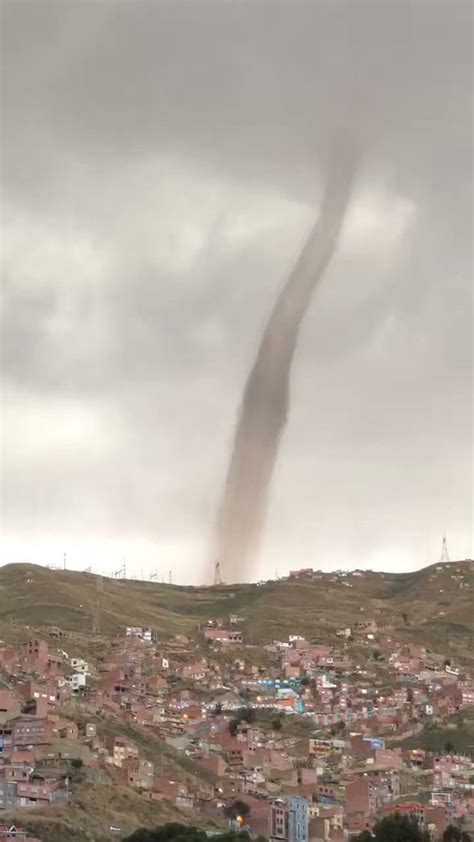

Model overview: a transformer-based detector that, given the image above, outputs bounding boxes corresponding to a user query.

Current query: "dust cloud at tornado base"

[214,151,357,583]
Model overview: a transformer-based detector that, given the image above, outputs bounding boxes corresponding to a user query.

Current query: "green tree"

[123,826,254,842]
[228,718,239,736]
[236,706,256,724]
[444,740,456,754]
[443,825,473,842]
[123,823,207,842]
[223,800,251,821]
[374,814,430,842]
[351,813,430,842]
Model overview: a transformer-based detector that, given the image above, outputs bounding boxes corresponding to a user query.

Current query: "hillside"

[0,560,473,841]
[3,782,221,842]
[0,560,473,664]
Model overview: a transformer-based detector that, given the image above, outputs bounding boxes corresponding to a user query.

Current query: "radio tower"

[440,535,450,563]
[214,561,222,585]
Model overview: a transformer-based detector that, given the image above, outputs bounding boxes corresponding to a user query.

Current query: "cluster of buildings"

[0,608,473,841]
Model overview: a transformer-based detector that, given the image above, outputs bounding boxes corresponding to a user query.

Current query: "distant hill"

[0,560,473,664]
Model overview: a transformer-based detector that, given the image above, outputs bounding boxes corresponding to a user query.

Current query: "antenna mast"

[214,560,222,585]
[440,535,450,563]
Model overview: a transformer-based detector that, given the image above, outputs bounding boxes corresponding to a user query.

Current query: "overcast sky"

[1,0,472,584]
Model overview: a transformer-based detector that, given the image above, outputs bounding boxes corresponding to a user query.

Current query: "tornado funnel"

[216,148,356,583]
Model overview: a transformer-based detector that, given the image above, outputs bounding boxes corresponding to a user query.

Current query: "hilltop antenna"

[63,552,67,571]
[168,570,172,585]
[112,561,127,579]
[440,535,450,563]
[150,570,158,582]
[214,561,222,586]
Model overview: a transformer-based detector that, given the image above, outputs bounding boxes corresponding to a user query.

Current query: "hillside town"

[0,572,473,842]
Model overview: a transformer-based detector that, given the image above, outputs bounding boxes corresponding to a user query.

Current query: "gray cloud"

[0,0,472,581]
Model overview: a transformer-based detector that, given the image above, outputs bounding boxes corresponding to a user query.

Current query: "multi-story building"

[0,782,17,811]
[269,796,308,842]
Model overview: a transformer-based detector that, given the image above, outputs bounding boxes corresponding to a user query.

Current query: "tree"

[123,823,208,842]
[373,814,430,842]
[443,826,473,842]
[444,740,456,754]
[237,706,256,724]
[351,813,430,842]
[223,800,251,821]
[124,826,254,842]
[228,718,239,736]
[443,827,461,842]
[272,717,283,731]
[373,649,382,661]
[213,701,223,716]
[300,676,310,686]
[67,756,85,783]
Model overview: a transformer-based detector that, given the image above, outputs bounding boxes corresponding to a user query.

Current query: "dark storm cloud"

[0,0,472,580]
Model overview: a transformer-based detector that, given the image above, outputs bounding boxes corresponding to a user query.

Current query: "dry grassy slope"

[3,781,221,842]
[0,560,472,659]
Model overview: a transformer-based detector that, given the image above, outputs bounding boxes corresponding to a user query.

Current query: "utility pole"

[168,570,172,585]
[63,552,67,571]
[214,561,222,586]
